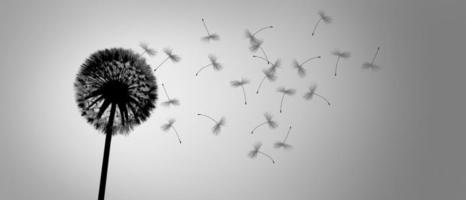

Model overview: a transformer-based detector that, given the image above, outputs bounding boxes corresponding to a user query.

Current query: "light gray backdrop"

[1,0,465,199]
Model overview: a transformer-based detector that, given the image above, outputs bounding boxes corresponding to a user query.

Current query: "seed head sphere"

[75,48,158,134]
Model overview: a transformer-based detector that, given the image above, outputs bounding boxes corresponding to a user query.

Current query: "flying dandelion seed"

[161,119,182,144]
[75,48,157,200]
[245,25,273,52]
[196,54,223,76]
[197,113,226,135]
[277,87,296,113]
[332,50,351,76]
[303,84,331,106]
[292,56,321,77]
[256,59,280,94]
[161,83,180,107]
[154,48,181,72]
[258,47,271,64]
[230,78,250,105]
[250,112,278,134]
[362,46,381,71]
[248,143,275,164]
[274,126,293,149]
[201,18,220,42]
[139,42,157,57]
[312,11,332,36]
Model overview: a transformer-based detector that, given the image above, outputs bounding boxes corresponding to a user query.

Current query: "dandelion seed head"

[163,48,181,62]
[318,11,332,24]
[277,87,296,95]
[230,78,250,87]
[274,142,293,149]
[264,113,278,128]
[362,62,380,71]
[332,50,351,58]
[212,117,225,135]
[162,99,180,106]
[139,42,157,56]
[161,119,176,131]
[304,85,317,100]
[248,143,262,158]
[75,48,158,135]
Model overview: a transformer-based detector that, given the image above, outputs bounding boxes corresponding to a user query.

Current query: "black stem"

[196,64,212,76]
[258,151,275,164]
[334,56,340,76]
[161,83,171,100]
[279,93,285,113]
[371,47,380,64]
[259,47,270,64]
[98,103,116,200]
[197,113,218,124]
[312,18,322,36]
[202,18,211,36]
[283,126,292,142]
[241,85,247,105]
[154,57,170,71]
[314,93,331,106]
[251,122,268,134]
[252,25,273,36]
[300,56,321,66]
[256,76,267,94]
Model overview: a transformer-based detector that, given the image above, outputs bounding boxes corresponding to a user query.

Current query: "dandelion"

[161,83,180,107]
[230,78,250,105]
[277,87,296,113]
[274,126,293,149]
[292,56,321,77]
[161,119,182,144]
[303,84,331,106]
[362,46,381,71]
[197,113,226,135]
[154,48,181,72]
[245,25,273,52]
[256,59,280,94]
[248,143,275,164]
[196,54,223,76]
[201,18,220,42]
[75,48,157,200]
[250,112,278,134]
[139,42,157,57]
[332,50,351,76]
[312,11,332,36]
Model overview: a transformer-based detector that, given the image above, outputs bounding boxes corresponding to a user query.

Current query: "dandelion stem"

[371,47,380,64]
[161,83,171,100]
[154,57,170,71]
[301,56,321,66]
[314,93,331,106]
[283,126,292,142]
[171,126,182,144]
[279,93,285,113]
[252,55,270,64]
[251,122,268,134]
[312,18,322,36]
[196,64,213,76]
[252,25,273,36]
[259,47,270,64]
[256,76,267,94]
[258,151,275,164]
[98,103,116,200]
[334,56,340,76]
[197,113,218,124]
[202,18,211,36]
[241,85,247,105]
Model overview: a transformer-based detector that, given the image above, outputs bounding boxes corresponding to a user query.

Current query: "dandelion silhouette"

[292,56,321,77]
[75,48,157,200]
[161,119,182,144]
[362,46,381,71]
[196,54,223,76]
[245,26,273,52]
[201,18,220,42]
[139,42,157,57]
[332,50,351,76]
[154,48,181,72]
[256,59,281,94]
[248,143,275,164]
[277,87,296,113]
[312,11,332,36]
[250,112,278,134]
[161,83,180,107]
[197,113,226,135]
[274,126,293,149]
[303,84,331,106]
[230,78,250,105]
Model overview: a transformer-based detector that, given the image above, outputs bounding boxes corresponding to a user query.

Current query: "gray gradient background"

[1,0,465,199]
